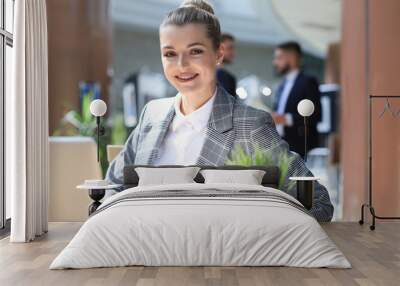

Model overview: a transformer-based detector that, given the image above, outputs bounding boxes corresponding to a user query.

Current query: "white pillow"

[200,169,266,185]
[135,167,200,186]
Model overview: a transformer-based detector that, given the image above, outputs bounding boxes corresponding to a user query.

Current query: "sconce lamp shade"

[90,99,107,117]
[297,99,315,117]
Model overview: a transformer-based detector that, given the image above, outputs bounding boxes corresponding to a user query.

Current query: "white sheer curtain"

[9,0,49,242]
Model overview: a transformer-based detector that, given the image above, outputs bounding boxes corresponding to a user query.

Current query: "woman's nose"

[177,54,189,68]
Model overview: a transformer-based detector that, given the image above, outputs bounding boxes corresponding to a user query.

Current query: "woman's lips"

[175,73,199,82]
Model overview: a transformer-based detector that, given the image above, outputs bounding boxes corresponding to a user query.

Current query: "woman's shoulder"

[217,85,270,121]
[141,97,175,122]
[232,99,273,126]
[145,96,175,109]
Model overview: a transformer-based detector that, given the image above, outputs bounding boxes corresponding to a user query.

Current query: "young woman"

[106,0,333,222]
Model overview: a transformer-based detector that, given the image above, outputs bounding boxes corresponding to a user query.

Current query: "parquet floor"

[0,222,399,286]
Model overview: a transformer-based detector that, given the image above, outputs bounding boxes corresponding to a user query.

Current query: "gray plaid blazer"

[106,86,334,222]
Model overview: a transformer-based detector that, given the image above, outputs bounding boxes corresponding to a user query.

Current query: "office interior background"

[1,0,400,228]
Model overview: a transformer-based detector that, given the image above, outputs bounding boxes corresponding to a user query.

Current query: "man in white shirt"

[271,42,322,158]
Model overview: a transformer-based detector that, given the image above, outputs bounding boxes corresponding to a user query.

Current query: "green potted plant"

[225,143,298,190]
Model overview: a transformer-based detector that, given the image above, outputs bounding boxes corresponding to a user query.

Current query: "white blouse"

[155,90,216,165]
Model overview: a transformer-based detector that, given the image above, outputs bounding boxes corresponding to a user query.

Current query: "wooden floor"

[0,222,399,286]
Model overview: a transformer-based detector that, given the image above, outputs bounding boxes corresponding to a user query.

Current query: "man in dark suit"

[272,42,321,158]
[217,33,237,97]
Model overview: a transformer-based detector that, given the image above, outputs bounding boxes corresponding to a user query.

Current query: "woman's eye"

[191,49,203,55]
[164,51,176,57]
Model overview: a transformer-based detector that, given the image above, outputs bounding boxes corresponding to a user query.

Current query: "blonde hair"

[160,0,221,50]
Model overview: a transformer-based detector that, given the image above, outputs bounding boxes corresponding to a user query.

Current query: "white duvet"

[50,183,350,269]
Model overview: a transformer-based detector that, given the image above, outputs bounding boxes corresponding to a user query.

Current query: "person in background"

[272,41,322,158]
[216,33,237,97]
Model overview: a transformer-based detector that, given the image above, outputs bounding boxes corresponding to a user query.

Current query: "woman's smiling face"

[160,23,222,95]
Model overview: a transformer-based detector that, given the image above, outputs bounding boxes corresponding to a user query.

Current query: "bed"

[50,165,350,269]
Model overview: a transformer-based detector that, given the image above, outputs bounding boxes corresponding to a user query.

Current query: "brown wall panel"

[341,0,400,220]
[369,0,400,96]
[368,0,400,217]
[341,0,368,221]
[371,99,400,216]
[47,0,111,134]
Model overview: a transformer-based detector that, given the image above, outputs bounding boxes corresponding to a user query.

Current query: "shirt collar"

[172,88,217,132]
[285,69,299,82]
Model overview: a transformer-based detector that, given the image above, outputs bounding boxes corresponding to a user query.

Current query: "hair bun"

[180,0,215,15]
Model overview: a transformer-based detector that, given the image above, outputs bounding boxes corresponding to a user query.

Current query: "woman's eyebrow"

[187,42,205,48]
[161,45,175,49]
[161,42,206,49]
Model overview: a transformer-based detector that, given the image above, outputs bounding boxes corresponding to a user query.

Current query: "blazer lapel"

[196,86,235,166]
[139,86,235,166]
[136,103,175,165]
